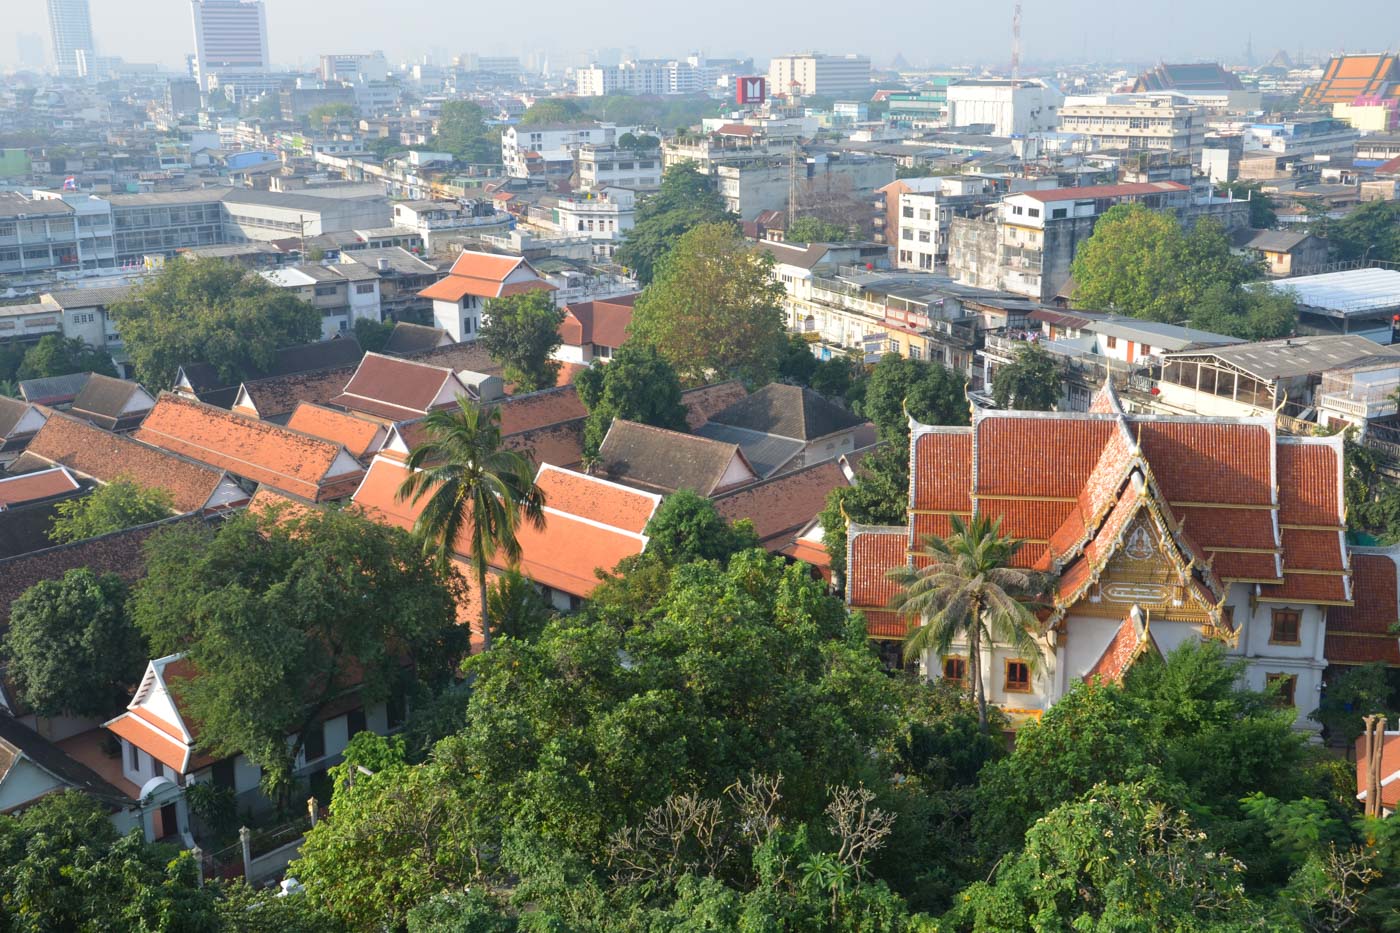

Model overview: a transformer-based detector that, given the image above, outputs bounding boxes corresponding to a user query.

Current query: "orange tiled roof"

[1325,554,1400,665]
[352,458,660,598]
[1302,54,1400,107]
[105,712,189,773]
[418,252,556,302]
[0,467,79,507]
[23,411,234,514]
[714,459,851,547]
[285,403,384,459]
[847,525,908,612]
[134,393,363,503]
[1084,609,1161,684]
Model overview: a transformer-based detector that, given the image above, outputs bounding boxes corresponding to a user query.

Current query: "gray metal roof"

[1083,317,1243,351]
[1167,334,1400,380]
[44,284,140,308]
[693,422,805,478]
[1266,268,1400,316]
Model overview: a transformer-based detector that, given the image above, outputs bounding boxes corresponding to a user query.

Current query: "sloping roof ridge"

[535,461,664,509]
[27,409,234,489]
[156,391,354,462]
[910,422,973,440]
[360,350,458,379]
[711,453,856,502]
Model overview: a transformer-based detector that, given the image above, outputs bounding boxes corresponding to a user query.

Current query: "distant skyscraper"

[190,0,269,91]
[47,0,95,78]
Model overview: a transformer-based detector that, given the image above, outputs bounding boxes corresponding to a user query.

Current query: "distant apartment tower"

[47,0,95,78]
[576,56,712,96]
[767,53,871,99]
[319,52,389,83]
[1057,94,1205,158]
[946,79,1063,137]
[191,0,269,91]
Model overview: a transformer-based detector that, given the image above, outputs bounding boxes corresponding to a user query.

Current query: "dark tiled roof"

[177,337,365,396]
[0,514,198,632]
[708,384,865,441]
[70,375,153,432]
[236,364,358,420]
[382,323,450,355]
[19,373,91,406]
[713,457,853,546]
[0,397,41,439]
[597,420,754,496]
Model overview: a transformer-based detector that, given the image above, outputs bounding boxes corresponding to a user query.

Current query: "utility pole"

[788,142,799,224]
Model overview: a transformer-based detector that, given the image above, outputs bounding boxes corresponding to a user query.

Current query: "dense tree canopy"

[859,353,969,443]
[433,100,502,163]
[1325,199,1400,266]
[1070,205,1297,339]
[630,222,788,386]
[478,290,563,392]
[2,569,146,718]
[129,506,468,800]
[574,341,687,457]
[785,216,852,243]
[15,334,117,381]
[519,97,588,125]
[640,489,759,566]
[614,164,736,284]
[110,256,322,389]
[48,476,174,544]
[990,342,1059,411]
[352,316,395,353]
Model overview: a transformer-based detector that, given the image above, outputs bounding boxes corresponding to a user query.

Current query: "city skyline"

[9,0,1400,73]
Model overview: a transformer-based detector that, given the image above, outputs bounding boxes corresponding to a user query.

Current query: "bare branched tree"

[824,785,895,882]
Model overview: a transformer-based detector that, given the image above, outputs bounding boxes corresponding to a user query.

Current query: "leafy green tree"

[1222,179,1279,229]
[440,550,897,875]
[574,341,687,458]
[943,781,1260,932]
[631,222,788,386]
[1,569,146,718]
[252,94,282,121]
[1071,205,1295,339]
[307,103,357,126]
[821,443,915,582]
[860,353,969,443]
[519,98,589,125]
[487,567,555,643]
[479,291,563,392]
[615,131,661,152]
[1327,200,1400,265]
[129,507,467,802]
[352,316,395,353]
[786,216,852,243]
[111,256,321,388]
[0,340,25,388]
[16,334,116,380]
[48,475,174,543]
[642,489,759,566]
[396,399,545,652]
[291,752,482,931]
[0,791,217,931]
[1312,663,1396,751]
[777,333,820,386]
[433,100,502,164]
[990,342,1059,411]
[615,164,736,284]
[889,516,1048,732]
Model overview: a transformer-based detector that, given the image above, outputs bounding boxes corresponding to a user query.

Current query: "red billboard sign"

[736,76,766,105]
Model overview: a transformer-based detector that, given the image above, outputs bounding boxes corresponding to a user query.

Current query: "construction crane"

[1011,1,1022,80]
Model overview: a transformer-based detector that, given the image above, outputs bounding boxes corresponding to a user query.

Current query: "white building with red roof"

[418,250,555,343]
[847,383,1367,731]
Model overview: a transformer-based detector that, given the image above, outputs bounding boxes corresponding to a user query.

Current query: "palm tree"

[887,515,1048,732]
[396,398,545,652]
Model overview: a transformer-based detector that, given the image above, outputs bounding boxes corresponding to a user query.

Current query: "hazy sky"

[8,0,1400,72]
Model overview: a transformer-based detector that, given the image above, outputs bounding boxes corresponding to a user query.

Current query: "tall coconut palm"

[396,398,545,652]
[887,515,1048,732]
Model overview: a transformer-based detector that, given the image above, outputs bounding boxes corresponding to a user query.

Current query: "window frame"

[1270,608,1301,646]
[1266,672,1298,707]
[942,655,967,687]
[1004,658,1032,693]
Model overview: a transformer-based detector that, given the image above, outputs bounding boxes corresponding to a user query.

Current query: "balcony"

[1318,391,1398,421]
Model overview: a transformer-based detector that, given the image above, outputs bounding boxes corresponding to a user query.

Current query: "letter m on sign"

[736,76,766,105]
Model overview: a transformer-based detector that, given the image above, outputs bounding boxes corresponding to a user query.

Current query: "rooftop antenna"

[1011,1,1022,80]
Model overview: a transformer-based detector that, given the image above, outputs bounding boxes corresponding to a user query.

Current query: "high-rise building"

[47,0,95,78]
[767,53,871,99]
[190,0,269,91]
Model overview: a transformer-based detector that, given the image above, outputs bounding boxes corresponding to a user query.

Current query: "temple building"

[846,383,1400,732]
